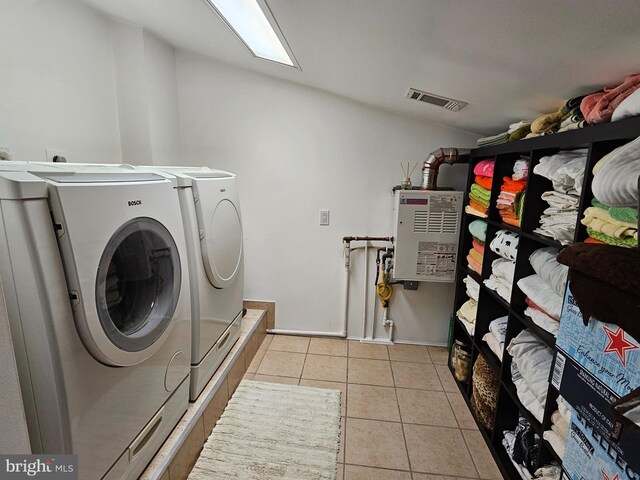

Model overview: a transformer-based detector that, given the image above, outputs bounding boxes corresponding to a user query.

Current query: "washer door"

[94,217,181,358]
[193,177,243,289]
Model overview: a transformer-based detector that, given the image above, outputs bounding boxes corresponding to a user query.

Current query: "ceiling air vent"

[405,88,467,112]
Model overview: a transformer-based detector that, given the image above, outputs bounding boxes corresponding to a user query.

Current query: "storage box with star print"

[550,286,640,473]
[562,412,639,480]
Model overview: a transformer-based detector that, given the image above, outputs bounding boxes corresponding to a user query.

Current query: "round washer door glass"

[95,217,181,353]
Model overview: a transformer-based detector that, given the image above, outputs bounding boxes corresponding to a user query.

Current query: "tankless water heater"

[393,190,463,282]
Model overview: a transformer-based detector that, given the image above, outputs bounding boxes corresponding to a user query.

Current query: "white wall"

[143,31,181,166]
[175,51,478,344]
[0,0,122,163]
[111,24,180,166]
[112,22,152,165]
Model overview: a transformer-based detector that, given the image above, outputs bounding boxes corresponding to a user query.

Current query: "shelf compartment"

[459,265,482,285]
[542,438,563,465]
[520,230,562,248]
[502,371,544,437]
[480,283,511,312]
[475,339,502,379]
[511,311,556,349]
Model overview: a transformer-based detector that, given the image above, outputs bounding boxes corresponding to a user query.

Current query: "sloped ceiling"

[83,0,640,135]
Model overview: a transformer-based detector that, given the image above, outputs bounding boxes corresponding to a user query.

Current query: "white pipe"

[342,239,392,340]
[370,288,378,340]
[382,307,394,343]
[362,242,369,339]
[341,243,351,338]
[267,328,346,337]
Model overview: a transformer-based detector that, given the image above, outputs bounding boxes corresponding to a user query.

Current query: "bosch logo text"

[128,200,142,207]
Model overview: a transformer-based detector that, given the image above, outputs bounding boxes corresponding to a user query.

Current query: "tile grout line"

[460,430,482,479]
[342,339,349,480]
[389,354,414,475]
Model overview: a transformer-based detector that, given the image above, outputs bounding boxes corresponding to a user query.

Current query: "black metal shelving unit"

[448,115,640,479]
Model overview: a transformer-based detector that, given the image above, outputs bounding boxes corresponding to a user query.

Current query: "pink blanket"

[473,159,495,178]
[581,74,640,124]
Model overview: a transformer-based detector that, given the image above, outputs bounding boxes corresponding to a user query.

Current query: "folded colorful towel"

[584,237,606,245]
[468,246,483,265]
[468,220,488,242]
[469,194,489,210]
[501,177,527,194]
[473,159,495,178]
[612,87,640,122]
[586,228,638,248]
[509,125,531,142]
[581,206,638,240]
[557,119,586,133]
[465,204,488,219]
[531,107,563,134]
[581,74,640,124]
[562,95,587,116]
[467,253,483,274]
[475,175,493,191]
[477,132,509,147]
[470,183,491,201]
[468,199,488,215]
[516,192,526,220]
[591,198,638,223]
[472,239,485,256]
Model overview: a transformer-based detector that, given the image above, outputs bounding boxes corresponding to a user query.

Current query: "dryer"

[134,166,244,400]
[0,163,190,479]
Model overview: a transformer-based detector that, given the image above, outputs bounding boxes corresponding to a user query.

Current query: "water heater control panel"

[393,190,463,282]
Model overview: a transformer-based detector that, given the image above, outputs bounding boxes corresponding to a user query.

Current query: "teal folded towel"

[468,220,488,243]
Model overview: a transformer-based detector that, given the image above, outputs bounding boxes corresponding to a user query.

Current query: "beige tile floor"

[242,335,502,480]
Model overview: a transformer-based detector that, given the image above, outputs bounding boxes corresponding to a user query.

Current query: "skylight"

[204,0,298,68]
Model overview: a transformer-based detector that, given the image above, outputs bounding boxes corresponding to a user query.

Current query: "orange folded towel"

[467,254,482,275]
[502,216,520,227]
[469,199,488,215]
[475,175,493,191]
[501,177,527,193]
[584,237,606,245]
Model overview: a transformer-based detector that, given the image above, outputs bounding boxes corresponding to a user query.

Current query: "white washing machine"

[133,166,244,401]
[0,162,190,479]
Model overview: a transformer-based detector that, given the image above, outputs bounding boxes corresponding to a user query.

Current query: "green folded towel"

[587,228,638,248]
[469,192,490,209]
[591,198,638,224]
[509,125,531,142]
[516,192,526,220]
[470,183,491,201]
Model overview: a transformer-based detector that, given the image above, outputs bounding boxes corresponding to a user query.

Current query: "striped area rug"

[188,380,341,480]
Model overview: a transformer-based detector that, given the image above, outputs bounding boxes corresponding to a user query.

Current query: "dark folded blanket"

[556,243,640,339]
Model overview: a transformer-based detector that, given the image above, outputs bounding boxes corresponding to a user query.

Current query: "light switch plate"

[319,209,330,226]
